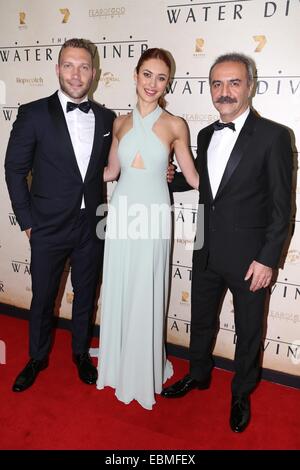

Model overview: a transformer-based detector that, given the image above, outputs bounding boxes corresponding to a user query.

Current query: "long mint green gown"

[96,106,173,409]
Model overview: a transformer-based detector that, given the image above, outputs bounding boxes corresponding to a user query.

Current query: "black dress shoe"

[230,395,250,433]
[12,358,48,392]
[74,352,98,385]
[161,374,210,398]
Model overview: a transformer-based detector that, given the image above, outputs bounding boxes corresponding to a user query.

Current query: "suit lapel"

[48,92,82,179]
[215,110,257,200]
[84,101,104,182]
[199,126,214,203]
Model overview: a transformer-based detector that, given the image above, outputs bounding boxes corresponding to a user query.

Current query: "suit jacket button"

[211,205,215,211]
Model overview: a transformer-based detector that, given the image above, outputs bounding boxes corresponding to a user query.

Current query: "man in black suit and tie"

[5,38,115,392]
[162,53,292,432]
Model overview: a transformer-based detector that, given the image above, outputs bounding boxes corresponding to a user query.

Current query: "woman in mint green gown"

[96,48,199,409]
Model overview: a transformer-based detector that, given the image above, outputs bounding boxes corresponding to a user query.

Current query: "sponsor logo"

[286,249,300,264]
[195,38,204,53]
[19,12,26,25]
[269,310,300,324]
[193,38,205,57]
[253,35,267,52]
[182,112,218,126]
[16,77,43,86]
[18,12,27,30]
[100,71,120,87]
[59,8,70,23]
[89,7,126,19]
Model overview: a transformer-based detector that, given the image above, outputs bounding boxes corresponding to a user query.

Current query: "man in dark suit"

[5,38,115,392]
[162,53,292,432]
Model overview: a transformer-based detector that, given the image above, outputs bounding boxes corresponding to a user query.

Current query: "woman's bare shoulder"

[161,110,188,133]
[114,113,131,132]
[114,113,129,126]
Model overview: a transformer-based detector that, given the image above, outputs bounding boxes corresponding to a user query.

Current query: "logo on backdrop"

[0,280,4,293]
[182,112,218,126]
[253,35,267,52]
[181,291,190,304]
[99,71,120,87]
[19,12,26,24]
[88,7,126,19]
[19,12,26,28]
[192,33,268,58]
[166,1,298,25]
[286,250,300,264]
[253,34,267,52]
[16,77,44,86]
[269,309,300,326]
[193,38,205,57]
[59,8,70,23]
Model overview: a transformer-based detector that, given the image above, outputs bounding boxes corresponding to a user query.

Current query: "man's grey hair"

[209,52,256,85]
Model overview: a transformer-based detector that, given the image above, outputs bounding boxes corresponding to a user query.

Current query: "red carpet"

[0,314,299,450]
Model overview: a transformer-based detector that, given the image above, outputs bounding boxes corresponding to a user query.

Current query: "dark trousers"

[29,210,103,360]
[189,259,267,397]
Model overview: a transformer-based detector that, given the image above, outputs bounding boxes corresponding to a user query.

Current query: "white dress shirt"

[58,90,95,208]
[207,108,250,199]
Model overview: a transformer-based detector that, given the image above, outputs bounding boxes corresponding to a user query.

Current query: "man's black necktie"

[66,101,91,113]
[213,121,235,131]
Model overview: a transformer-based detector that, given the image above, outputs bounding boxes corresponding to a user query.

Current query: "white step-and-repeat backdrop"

[0,0,299,377]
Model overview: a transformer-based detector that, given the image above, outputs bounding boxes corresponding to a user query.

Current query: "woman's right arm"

[172,117,199,190]
[103,118,122,182]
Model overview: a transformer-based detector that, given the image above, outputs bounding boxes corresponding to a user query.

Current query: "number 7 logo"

[253,35,267,52]
[60,8,70,23]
